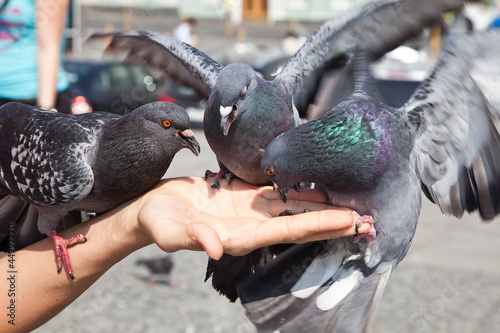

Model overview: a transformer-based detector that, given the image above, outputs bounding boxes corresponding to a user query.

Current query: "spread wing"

[90,30,224,98]
[276,0,467,116]
[405,30,500,220]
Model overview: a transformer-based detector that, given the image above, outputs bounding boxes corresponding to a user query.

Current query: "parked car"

[64,60,164,115]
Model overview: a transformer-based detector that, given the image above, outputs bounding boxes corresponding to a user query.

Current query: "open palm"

[135,177,369,259]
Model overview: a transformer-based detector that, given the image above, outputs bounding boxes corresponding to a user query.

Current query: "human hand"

[129,177,371,259]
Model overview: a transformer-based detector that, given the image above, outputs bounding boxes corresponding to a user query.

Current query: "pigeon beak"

[277,186,288,203]
[177,129,200,156]
[220,105,237,136]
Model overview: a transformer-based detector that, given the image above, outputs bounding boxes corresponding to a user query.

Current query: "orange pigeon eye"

[266,169,275,176]
[162,120,171,128]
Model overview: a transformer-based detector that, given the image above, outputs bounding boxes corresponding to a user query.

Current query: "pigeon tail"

[239,242,392,333]
[205,246,283,302]
[0,194,83,252]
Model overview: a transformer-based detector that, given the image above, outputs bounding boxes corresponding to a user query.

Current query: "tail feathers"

[239,242,392,333]
[0,195,82,252]
[0,195,40,252]
[205,244,292,302]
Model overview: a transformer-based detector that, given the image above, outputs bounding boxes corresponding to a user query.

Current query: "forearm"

[36,47,60,109]
[0,202,150,332]
[36,0,69,109]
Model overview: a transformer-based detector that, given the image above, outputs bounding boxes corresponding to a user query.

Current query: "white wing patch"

[316,270,363,311]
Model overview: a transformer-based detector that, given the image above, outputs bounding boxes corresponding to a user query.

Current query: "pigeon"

[251,29,500,332]
[92,0,468,301]
[93,0,467,187]
[0,101,200,279]
[136,255,175,285]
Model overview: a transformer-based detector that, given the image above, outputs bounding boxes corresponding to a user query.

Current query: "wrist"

[103,198,154,259]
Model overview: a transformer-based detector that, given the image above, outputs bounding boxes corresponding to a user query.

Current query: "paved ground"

[34,8,500,333]
[34,129,500,333]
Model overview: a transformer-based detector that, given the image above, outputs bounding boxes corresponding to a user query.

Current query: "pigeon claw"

[279,209,294,216]
[279,208,311,216]
[47,229,87,280]
[351,213,376,247]
[205,169,234,189]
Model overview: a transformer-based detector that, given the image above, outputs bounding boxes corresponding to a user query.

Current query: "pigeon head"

[129,101,201,156]
[261,132,297,203]
[215,63,256,135]
[262,97,396,203]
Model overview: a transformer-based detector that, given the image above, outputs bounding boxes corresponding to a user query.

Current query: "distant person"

[0,0,71,113]
[173,17,199,46]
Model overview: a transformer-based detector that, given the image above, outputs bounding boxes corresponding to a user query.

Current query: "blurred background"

[33,0,500,332]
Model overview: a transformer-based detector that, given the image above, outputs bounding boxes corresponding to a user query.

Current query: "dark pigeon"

[254,29,500,332]
[0,101,200,279]
[92,0,468,302]
[136,255,175,285]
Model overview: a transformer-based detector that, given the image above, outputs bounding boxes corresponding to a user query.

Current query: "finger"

[152,222,224,259]
[292,222,372,244]
[254,209,365,247]
[190,224,224,259]
[266,198,352,217]
[259,187,329,204]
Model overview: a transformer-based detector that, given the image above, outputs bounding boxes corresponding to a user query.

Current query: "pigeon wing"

[405,30,500,220]
[0,103,105,207]
[91,30,223,98]
[276,0,466,116]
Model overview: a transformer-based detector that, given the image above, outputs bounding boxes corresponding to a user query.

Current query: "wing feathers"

[91,31,222,98]
[408,30,500,220]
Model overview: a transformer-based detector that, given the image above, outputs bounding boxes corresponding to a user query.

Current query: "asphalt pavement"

[33,8,500,333]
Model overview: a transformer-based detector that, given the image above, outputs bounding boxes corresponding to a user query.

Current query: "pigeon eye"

[162,120,172,128]
[239,86,247,96]
[266,169,275,176]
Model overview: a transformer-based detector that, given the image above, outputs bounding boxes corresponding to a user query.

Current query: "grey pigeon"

[0,101,200,279]
[253,29,500,332]
[94,0,466,187]
[136,255,175,285]
[93,0,468,301]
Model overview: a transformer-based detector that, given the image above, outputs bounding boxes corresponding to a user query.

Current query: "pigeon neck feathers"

[264,95,399,192]
[90,103,192,204]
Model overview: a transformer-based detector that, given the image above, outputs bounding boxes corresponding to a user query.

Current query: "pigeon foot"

[279,208,311,216]
[47,229,87,280]
[351,212,376,247]
[205,169,234,189]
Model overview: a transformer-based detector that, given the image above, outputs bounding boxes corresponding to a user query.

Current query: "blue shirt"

[0,0,69,100]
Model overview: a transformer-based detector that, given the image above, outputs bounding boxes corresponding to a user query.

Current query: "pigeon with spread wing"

[253,29,500,332]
